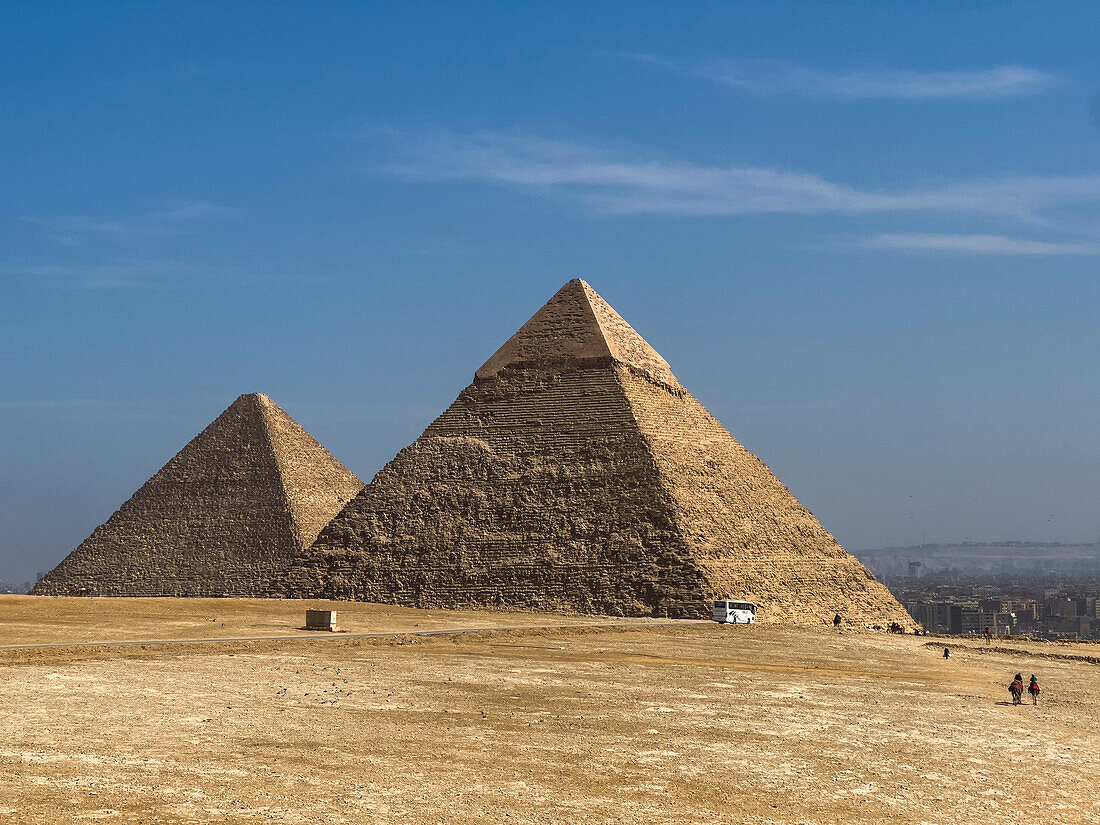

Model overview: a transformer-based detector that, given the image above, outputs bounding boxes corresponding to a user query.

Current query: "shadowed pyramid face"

[34,394,363,597]
[277,281,910,627]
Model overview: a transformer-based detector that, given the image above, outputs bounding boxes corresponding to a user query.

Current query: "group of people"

[1009,673,1041,705]
[940,648,1042,706]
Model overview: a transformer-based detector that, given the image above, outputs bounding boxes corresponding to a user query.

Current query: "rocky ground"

[1,597,1097,824]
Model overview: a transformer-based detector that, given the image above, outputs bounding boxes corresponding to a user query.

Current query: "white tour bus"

[712,599,756,624]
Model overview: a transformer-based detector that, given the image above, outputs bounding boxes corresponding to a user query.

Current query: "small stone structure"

[271,279,911,625]
[33,394,363,597]
[305,610,338,631]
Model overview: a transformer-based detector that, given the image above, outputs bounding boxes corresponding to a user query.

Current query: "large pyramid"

[271,280,910,625]
[33,393,363,597]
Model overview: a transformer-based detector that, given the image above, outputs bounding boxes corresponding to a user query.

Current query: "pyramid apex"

[228,393,283,417]
[475,279,681,389]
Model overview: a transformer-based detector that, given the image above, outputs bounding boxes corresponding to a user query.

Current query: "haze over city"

[3,2,1099,585]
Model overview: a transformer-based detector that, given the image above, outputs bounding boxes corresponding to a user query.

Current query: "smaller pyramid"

[33,394,363,597]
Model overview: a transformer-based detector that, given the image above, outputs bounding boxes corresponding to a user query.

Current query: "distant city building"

[895,582,1100,640]
[950,603,981,635]
[1049,597,1078,618]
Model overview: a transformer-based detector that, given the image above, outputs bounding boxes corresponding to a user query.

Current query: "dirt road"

[0,618,706,652]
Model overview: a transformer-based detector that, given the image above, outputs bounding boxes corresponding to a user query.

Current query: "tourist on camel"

[1028,675,1041,705]
[1009,673,1024,705]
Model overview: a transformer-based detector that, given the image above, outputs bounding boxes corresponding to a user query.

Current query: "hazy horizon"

[3,3,1099,584]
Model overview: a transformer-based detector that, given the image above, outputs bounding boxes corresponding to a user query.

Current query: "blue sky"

[2,2,1098,584]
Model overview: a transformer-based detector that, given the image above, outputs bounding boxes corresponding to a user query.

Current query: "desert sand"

[2,596,1097,824]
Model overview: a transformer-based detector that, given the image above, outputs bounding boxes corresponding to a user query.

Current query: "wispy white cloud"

[0,261,198,289]
[381,130,1100,221]
[153,200,239,221]
[0,259,334,290]
[21,200,239,245]
[634,55,1061,99]
[0,399,117,411]
[20,216,139,238]
[855,233,1100,255]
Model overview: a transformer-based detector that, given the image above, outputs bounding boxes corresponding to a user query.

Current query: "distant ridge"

[272,279,910,625]
[855,541,1100,579]
[33,394,363,596]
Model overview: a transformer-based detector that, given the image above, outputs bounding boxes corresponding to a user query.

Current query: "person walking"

[943,646,951,659]
[833,613,842,628]
[1028,675,1041,705]
[1009,673,1024,706]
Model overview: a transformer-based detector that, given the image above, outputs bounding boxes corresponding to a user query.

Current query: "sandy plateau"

[1,597,1098,824]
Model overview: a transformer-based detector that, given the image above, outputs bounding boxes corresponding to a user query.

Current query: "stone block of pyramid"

[33,394,363,597]
[272,280,911,625]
